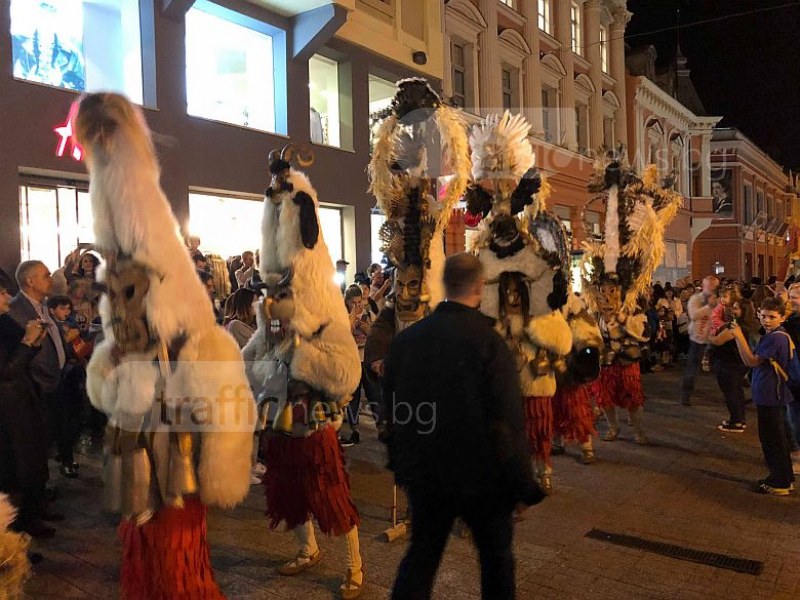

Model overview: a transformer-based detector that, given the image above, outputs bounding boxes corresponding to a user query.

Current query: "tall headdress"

[581,144,683,314]
[256,144,361,403]
[74,92,254,511]
[465,111,569,318]
[368,78,470,320]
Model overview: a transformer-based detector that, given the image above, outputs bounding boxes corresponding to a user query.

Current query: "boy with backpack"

[730,296,795,495]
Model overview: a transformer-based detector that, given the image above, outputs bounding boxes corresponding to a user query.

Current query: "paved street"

[21,367,800,599]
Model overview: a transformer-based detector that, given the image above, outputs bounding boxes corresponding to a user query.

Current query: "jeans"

[757,405,794,488]
[714,359,748,425]
[345,363,385,428]
[391,486,515,600]
[681,341,706,403]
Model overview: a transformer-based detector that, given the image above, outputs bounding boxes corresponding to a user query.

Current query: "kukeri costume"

[581,146,682,444]
[0,494,30,599]
[74,93,255,600]
[465,112,572,494]
[242,146,364,599]
[552,294,603,464]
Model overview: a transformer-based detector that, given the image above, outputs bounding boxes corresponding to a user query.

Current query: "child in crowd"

[711,286,737,334]
[653,305,673,368]
[730,296,795,495]
[47,295,92,361]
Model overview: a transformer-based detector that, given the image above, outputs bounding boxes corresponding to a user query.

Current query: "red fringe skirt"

[262,425,360,536]
[595,363,645,411]
[118,497,223,600]
[553,385,597,443]
[523,396,554,463]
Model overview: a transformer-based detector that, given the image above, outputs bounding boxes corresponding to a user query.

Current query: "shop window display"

[10,0,144,103]
[186,6,275,132]
[309,54,341,147]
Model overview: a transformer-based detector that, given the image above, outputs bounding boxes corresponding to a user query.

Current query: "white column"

[610,7,631,147]
[700,132,712,197]
[478,0,501,114]
[557,0,577,150]
[585,0,603,152]
[520,0,543,134]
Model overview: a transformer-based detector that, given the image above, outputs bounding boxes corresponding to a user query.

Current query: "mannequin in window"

[310,108,324,144]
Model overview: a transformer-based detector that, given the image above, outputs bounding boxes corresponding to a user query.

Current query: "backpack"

[768,331,800,396]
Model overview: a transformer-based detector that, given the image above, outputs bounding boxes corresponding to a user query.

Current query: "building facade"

[626,73,721,284]
[442,0,631,258]
[692,128,799,281]
[2,0,443,279]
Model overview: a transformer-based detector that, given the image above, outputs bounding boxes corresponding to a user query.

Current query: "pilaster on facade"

[584,0,604,153]
[477,0,501,114]
[519,0,543,134]
[556,0,577,150]
[609,5,631,145]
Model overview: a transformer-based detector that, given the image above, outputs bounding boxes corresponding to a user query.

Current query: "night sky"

[625,0,800,172]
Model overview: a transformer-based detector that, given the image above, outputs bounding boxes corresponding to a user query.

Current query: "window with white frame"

[743,183,753,225]
[570,2,583,55]
[575,102,589,154]
[10,0,145,103]
[19,182,94,272]
[369,74,396,150]
[671,139,683,194]
[599,25,609,73]
[542,86,558,143]
[451,42,467,108]
[186,5,276,132]
[309,54,342,147]
[538,0,552,34]
[502,67,513,109]
[499,0,514,7]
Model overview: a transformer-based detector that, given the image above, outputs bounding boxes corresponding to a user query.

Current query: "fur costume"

[244,146,363,598]
[0,494,29,600]
[553,294,603,463]
[368,78,470,327]
[466,111,572,492]
[74,93,255,600]
[580,146,682,444]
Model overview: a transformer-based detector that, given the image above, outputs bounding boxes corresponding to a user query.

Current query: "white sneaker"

[252,462,267,476]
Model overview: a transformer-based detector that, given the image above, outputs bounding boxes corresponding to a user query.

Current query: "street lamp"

[713,261,725,276]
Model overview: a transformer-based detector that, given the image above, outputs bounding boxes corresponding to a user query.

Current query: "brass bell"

[273,401,294,435]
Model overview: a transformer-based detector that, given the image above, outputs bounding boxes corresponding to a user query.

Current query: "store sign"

[54,103,82,161]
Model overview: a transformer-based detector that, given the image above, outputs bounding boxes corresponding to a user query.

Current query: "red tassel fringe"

[262,426,360,536]
[553,385,597,443]
[523,396,554,463]
[118,497,224,600]
[595,363,645,411]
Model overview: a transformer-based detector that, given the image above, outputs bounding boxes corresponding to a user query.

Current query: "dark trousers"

[681,341,705,402]
[44,369,83,465]
[714,360,748,425]
[345,363,384,428]
[391,487,515,600]
[756,405,794,488]
[786,400,800,451]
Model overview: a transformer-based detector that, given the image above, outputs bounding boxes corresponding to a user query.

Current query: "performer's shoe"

[551,443,565,456]
[340,568,364,599]
[581,449,596,465]
[540,474,553,495]
[602,429,618,442]
[634,434,649,445]
[277,549,322,576]
[59,463,79,479]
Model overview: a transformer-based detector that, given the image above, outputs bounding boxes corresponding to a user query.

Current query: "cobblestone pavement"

[21,367,800,599]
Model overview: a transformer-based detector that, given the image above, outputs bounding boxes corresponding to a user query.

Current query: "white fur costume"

[245,148,363,598]
[76,94,254,510]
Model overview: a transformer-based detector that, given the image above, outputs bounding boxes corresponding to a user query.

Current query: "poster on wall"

[710,169,733,218]
[10,0,86,91]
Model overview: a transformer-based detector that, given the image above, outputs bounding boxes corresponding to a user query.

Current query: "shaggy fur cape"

[75,93,254,509]
[252,168,360,403]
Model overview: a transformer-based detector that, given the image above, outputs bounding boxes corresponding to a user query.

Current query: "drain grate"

[585,529,763,575]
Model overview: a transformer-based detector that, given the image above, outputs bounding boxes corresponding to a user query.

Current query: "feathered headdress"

[581,145,683,314]
[465,111,568,318]
[368,78,470,309]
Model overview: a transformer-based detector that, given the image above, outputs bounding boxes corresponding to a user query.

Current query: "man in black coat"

[383,253,544,600]
[7,261,78,478]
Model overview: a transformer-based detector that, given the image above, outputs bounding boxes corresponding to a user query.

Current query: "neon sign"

[54,102,83,161]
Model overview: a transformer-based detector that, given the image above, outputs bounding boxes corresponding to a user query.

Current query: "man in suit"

[383,253,544,600]
[8,261,77,478]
